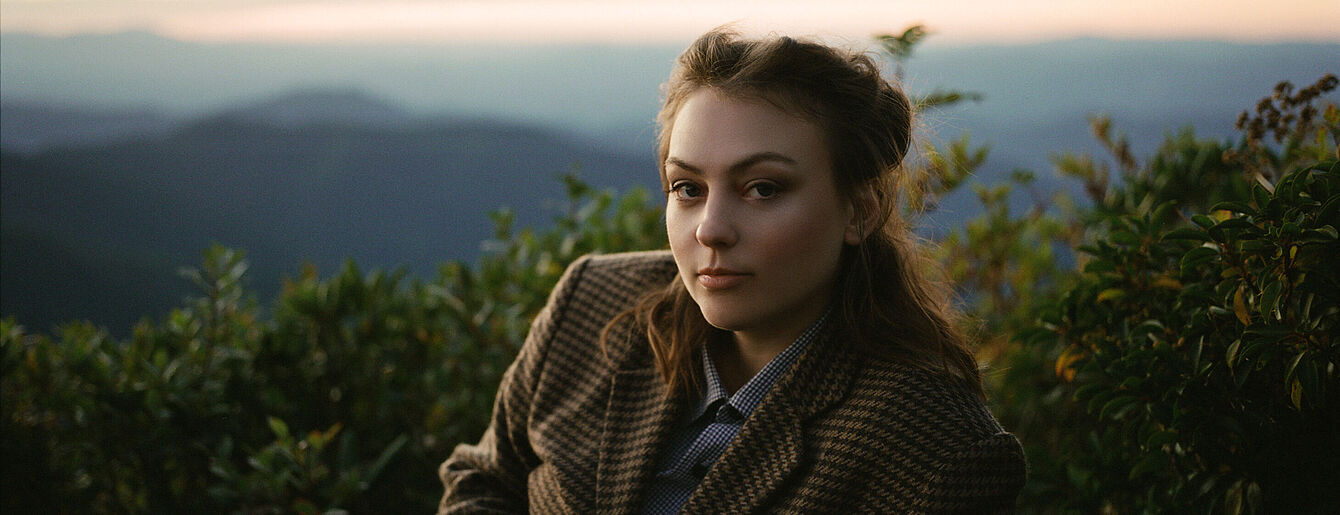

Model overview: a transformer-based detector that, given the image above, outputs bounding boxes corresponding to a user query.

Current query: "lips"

[697,267,750,290]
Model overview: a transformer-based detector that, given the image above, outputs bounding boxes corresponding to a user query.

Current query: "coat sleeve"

[437,256,591,514]
[913,431,1028,514]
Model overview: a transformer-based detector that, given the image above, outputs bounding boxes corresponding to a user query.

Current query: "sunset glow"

[2,0,1337,44]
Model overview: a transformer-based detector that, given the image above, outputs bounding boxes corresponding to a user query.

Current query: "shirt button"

[691,463,709,478]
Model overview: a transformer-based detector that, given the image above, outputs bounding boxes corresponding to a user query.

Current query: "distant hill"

[0,101,179,153]
[1,91,656,334]
[212,89,417,129]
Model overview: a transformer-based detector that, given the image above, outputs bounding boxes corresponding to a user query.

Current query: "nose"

[695,194,738,248]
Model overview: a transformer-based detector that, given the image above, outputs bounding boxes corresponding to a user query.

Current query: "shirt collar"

[682,309,831,425]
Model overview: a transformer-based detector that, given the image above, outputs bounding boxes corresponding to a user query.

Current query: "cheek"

[753,210,848,289]
[665,206,698,276]
[665,206,693,249]
[761,227,840,275]
[764,204,848,255]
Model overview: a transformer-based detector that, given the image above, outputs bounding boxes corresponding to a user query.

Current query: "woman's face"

[664,89,859,346]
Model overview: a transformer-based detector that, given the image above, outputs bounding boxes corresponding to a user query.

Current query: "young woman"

[440,29,1027,514]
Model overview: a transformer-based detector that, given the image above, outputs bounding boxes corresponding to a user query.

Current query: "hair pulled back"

[610,28,981,397]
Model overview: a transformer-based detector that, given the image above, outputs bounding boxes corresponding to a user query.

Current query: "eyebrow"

[665,151,798,176]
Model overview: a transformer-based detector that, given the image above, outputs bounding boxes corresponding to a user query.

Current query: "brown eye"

[746,182,780,199]
[671,182,703,200]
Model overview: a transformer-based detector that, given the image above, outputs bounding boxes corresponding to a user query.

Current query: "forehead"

[666,89,831,170]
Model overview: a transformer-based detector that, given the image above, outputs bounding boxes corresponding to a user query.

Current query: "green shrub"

[1,175,665,513]
[1040,161,1338,512]
[987,75,1339,512]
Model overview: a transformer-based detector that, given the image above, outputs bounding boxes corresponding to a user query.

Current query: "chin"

[696,303,751,332]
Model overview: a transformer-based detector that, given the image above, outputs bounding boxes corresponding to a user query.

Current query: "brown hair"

[605,28,981,397]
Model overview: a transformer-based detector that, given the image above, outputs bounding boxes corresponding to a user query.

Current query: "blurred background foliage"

[2,27,1337,513]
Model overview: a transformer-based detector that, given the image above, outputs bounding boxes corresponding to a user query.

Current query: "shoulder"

[551,250,677,321]
[573,250,677,289]
[849,358,1004,441]
[531,251,676,364]
[517,251,675,363]
[831,356,1027,507]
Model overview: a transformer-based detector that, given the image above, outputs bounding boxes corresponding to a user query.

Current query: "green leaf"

[1212,200,1259,216]
[1300,225,1338,242]
[1290,378,1305,410]
[1180,246,1220,271]
[1300,293,1315,322]
[1118,376,1145,390]
[268,417,291,440]
[1073,383,1106,402]
[875,24,929,60]
[1234,359,1255,389]
[1213,218,1261,233]
[1226,339,1242,367]
[1233,284,1252,325]
[1192,214,1217,229]
[1163,227,1213,242]
[1135,319,1166,332]
[1226,479,1245,515]
[1145,430,1178,449]
[1129,453,1168,480]
[1066,463,1093,489]
[1259,280,1283,319]
[1243,325,1292,340]
[1253,185,1273,212]
[1087,390,1114,414]
[1245,481,1264,513]
[1111,230,1140,246]
[1100,394,1139,420]
[1284,351,1308,385]
[1097,288,1127,302]
[1318,196,1339,226]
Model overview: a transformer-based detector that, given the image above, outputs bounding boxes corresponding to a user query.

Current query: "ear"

[844,184,879,245]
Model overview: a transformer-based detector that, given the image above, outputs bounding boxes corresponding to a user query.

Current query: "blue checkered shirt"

[639,311,830,514]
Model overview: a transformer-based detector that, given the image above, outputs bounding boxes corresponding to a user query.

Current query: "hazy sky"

[3,0,1338,45]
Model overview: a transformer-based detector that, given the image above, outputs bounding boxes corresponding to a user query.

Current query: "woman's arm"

[911,432,1028,514]
[437,256,590,514]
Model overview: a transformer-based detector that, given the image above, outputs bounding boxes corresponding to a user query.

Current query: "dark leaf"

[1163,227,1213,242]
[1212,200,1259,216]
[1180,246,1221,271]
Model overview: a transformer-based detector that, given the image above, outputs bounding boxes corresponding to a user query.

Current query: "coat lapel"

[595,322,682,514]
[680,328,861,513]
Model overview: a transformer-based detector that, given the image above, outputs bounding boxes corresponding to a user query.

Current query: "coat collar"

[681,325,859,513]
[594,315,861,514]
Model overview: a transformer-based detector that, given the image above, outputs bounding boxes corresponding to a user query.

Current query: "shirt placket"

[666,400,744,482]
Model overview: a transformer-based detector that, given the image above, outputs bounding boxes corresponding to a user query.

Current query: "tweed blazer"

[439,251,1026,514]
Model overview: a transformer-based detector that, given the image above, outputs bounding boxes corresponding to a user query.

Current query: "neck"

[709,328,798,395]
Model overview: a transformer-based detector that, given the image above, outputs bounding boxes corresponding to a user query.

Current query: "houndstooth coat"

[439,251,1026,514]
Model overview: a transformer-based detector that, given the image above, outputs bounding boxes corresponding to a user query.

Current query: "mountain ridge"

[2,92,657,335]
